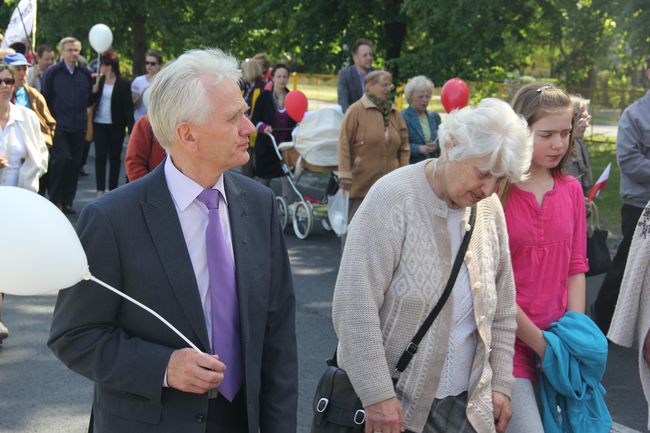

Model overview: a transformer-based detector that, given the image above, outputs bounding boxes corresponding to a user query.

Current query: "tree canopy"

[0,0,646,86]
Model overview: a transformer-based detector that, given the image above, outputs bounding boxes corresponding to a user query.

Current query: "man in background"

[593,55,650,333]
[28,44,56,91]
[337,38,375,112]
[41,36,93,214]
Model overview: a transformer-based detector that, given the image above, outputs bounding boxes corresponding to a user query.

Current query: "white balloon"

[142,85,151,110]
[88,23,113,53]
[0,187,90,295]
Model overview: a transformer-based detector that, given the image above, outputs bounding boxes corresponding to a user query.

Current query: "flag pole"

[32,0,37,55]
[16,2,33,55]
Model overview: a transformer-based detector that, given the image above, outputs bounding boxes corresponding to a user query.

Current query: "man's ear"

[175,122,198,152]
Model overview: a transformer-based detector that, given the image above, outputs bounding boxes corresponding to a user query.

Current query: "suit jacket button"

[196,414,206,422]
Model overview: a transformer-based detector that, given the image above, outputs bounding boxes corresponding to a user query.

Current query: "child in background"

[502,83,589,433]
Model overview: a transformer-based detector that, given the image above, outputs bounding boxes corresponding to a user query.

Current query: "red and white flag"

[588,162,612,201]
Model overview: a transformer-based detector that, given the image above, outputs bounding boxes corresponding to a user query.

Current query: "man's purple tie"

[197,189,242,401]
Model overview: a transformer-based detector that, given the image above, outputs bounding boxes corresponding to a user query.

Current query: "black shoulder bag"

[310,206,477,433]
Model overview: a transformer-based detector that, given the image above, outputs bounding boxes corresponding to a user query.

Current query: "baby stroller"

[265,107,342,239]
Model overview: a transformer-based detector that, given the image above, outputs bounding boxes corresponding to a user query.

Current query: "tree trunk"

[132,13,147,77]
[383,0,407,81]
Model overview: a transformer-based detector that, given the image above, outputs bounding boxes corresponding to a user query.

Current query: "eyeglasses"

[145,61,158,66]
[0,78,15,86]
[379,82,395,90]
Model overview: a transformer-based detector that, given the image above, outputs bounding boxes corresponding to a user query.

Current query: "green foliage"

[0,0,647,92]
[585,135,621,233]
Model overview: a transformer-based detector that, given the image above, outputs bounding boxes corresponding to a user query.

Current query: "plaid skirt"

[406,392,477,433]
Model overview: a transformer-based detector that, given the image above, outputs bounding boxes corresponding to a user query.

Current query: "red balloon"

[440,78,470,113]
[286,90,308,122]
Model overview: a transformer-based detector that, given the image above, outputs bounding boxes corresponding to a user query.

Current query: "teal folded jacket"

[539,311,612,433]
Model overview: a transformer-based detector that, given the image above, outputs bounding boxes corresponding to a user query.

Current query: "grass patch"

[586,135,621,235]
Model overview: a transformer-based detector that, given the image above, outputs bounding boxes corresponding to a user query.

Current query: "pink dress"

[504,174,589,381]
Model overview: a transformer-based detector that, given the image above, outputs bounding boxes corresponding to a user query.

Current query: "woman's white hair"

[404,75,434,104]
[438,98,532,182]
[148,48,241,151]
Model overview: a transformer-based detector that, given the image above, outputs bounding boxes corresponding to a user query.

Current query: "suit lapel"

[224,172,251,354]
[140,164,211,352]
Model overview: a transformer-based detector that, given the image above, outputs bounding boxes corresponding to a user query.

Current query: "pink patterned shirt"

[504,174,589,381]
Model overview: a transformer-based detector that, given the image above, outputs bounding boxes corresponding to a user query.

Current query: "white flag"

[1,0,37,49]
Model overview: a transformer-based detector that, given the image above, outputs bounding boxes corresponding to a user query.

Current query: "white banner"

[1,0,37,49]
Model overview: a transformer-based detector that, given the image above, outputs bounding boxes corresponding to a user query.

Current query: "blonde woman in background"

[0,62,48,344]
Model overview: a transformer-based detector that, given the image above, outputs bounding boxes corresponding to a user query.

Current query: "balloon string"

[88,275,202,353]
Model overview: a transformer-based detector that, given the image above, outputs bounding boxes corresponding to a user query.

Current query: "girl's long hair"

[499,82,575,204]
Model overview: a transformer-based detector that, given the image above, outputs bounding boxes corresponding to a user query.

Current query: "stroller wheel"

[292,201,313,240]
[321,218,332,231]
[275,196,289,231]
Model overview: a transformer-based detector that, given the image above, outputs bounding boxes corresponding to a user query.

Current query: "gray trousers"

[505,378,544,433]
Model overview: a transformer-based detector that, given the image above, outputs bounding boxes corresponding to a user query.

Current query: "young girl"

[502,83,589,433]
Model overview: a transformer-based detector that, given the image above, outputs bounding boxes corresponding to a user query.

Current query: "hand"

[0,156,8,169]
[584,198,593,220]
[418,145,430,156]
[492,391,512,433]
[339,177,352,191]
[92,83,99,94]
[644,328,650,364]
[166,348,225,394]
[425,141,438,153]
[263,125,273,134]
[364,397,404,433]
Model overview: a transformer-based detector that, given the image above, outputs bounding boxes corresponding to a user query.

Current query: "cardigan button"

[473,282,482,290]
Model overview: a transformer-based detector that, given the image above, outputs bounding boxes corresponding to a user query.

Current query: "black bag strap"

[394,205,477,374]
[330,205,477,375]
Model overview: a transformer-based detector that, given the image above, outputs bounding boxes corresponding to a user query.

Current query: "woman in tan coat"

[338,70,410,223]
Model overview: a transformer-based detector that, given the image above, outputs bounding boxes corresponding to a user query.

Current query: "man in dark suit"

[337,38,375,112]
[48,48,298,433]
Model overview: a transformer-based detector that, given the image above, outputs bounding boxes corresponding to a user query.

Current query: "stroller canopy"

[292,108,342,167]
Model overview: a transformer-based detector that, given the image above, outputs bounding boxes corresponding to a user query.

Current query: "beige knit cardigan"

[608,201,650,430]
[332,160,517,433]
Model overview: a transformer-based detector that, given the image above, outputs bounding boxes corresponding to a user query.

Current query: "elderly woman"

[401,75,442,164]
[608,199,650,431]
[0,62,49,344]
[332,98,532,433]
[338,70,410,224]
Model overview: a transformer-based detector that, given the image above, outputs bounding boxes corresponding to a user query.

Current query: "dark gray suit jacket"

[48,163,297,433]
[337,65,374,113]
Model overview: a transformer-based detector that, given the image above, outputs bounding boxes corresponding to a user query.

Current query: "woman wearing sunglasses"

[0,62,49,344]
[131,51,163,122]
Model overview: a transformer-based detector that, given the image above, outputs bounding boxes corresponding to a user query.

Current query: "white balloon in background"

[142,86,151,110]
[88,23,113,53]
[0,186,90,295]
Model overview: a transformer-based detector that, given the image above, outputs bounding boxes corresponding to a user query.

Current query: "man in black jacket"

[41,36,93,214]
